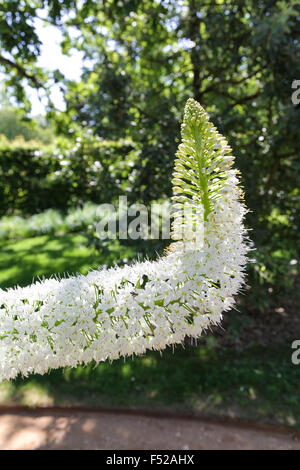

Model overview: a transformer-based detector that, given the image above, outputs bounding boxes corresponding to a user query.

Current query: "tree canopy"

[0,0,300,307]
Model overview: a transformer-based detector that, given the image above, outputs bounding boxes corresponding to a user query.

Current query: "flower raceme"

[0,99,250,382]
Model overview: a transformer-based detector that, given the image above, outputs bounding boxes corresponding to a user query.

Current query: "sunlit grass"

[0,233,135,289]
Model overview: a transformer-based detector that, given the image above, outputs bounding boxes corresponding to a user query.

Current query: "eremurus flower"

[0,99,250,382]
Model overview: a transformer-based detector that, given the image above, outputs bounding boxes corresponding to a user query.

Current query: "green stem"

[193,127,211,221]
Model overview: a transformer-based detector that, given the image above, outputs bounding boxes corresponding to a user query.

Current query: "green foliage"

[0,135,138,216]
[0,0,75,106]
[1,0,299,309]
[0,137,58,215]
[59,0,300,308]
[0,107,54,143]
[0,202,101,240]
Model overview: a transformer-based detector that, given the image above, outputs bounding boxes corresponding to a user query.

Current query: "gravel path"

[0,410,299,450]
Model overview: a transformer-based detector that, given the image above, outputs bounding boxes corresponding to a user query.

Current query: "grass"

[0,233,299,428]
[0,343,299,427]
[0,233,135,289]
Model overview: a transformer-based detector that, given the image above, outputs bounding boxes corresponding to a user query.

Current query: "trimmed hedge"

[0,135,137,216]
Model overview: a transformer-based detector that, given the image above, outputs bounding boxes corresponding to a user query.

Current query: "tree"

[0,0,76,107]
[1,0,300,306]
[0,106,54,142]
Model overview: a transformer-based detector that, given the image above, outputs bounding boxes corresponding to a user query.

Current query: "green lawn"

[0,343,299,428]
[0,234,299,428]
[0,233,135,289]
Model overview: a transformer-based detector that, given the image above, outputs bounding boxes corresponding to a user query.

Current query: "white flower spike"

[0,99,250,382]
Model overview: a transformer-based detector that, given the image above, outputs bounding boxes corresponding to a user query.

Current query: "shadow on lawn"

[0,233,135,289]
[0,232,166,289]
[2,343,300,428]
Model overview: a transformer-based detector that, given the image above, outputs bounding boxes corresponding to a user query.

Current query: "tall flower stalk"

[0,99,250,382]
